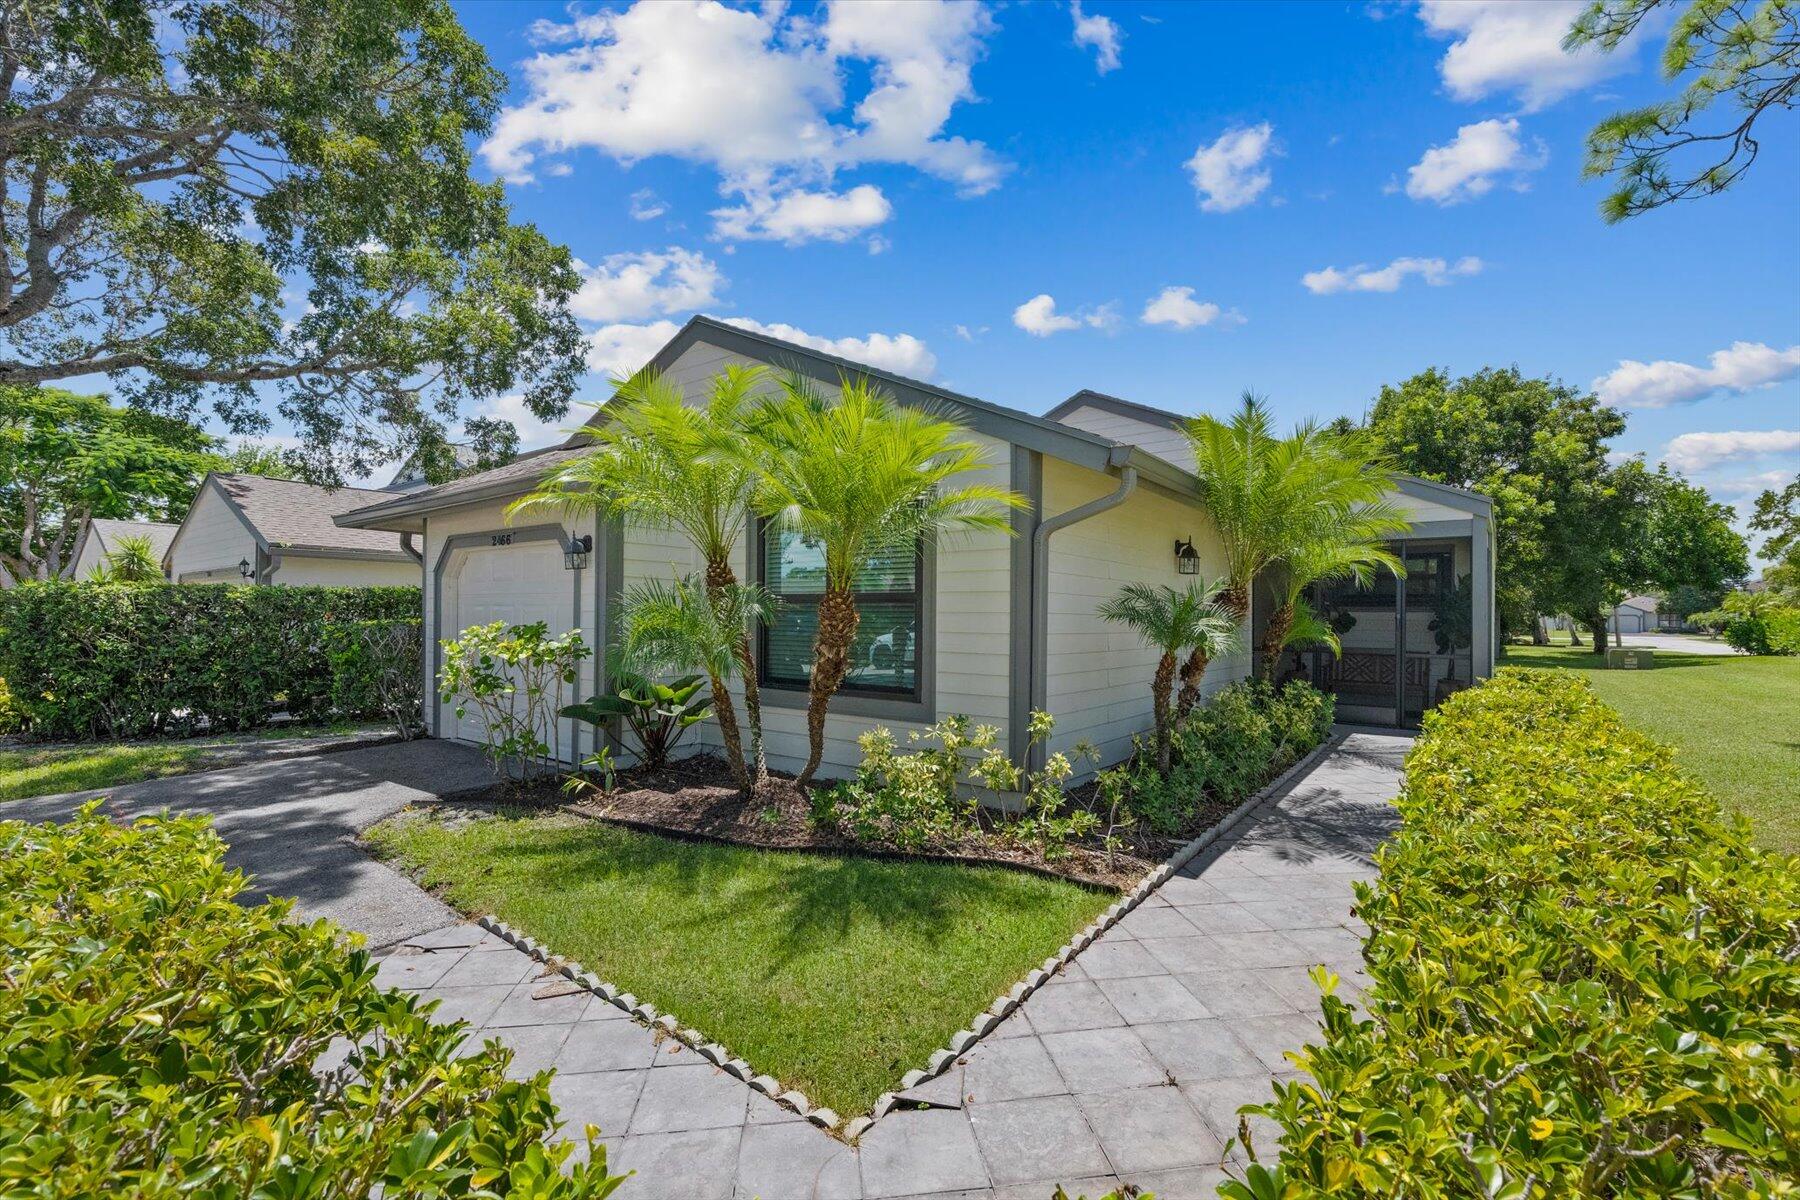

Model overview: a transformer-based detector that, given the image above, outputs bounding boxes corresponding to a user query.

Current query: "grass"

[0,721,369,802]
[1501,644,1800,854]
[366,811,1116,1116]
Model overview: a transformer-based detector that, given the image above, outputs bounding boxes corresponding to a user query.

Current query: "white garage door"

[441,539,577,749]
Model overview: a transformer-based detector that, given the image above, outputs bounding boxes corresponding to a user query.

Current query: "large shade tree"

[0,0,584,485]
[750,375,1024,789]
[1749,473,1800,597]
[1635,466,1751,595]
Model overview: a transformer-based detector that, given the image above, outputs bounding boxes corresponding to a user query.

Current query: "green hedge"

[0,581,420,739]
[1231,669,1798,1198]
[0,806,626,1197]
[325,618,426,739]
[1722,606,1800,656]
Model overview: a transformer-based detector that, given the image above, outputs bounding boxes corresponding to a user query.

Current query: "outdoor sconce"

[238,557,255,581]
[1174,538,1199,575]
[565,534,593,571]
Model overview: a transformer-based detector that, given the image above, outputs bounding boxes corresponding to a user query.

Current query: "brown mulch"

[449,754,1248,892]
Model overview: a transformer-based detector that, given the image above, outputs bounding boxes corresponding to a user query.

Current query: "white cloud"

[483,0,1005,215]
[1301,256,1483,295]
[1417,0,1635,111]
[954,323,988,342]
[1072,2,1122,74]
[629,189,667,221]
[711,183,892,244]
[1405,118,1546,204]
[1185,123,1276,212]
[1711,469,1798,497]
[569,248,723,322]
[721,317,937,378]
[466,392,585,452]
[1140,286,1241,330]
[587,320,682,381]
[1012,293,1117,337]
[1662,430,1800,473]
[1594,342,1800,408]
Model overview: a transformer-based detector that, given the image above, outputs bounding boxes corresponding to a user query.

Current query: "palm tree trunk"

[1176,648,1210,717]
[1152,652,1176,773]
[735,639,769,793]
[796,587,858,789]
[707,667,748,787]
[1259,603,1294,682]
[1216,581,1250,623]
[703,557,752,789]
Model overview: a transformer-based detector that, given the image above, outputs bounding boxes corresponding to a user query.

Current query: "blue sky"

[372,4,1800,558]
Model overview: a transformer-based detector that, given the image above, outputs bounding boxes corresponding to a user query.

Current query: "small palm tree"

[1100,581,1238,773]
[88,534,164,583]
[1173,575,1241,717]
[511,365,771,790]
[748,374,1024,788]
[1261,525,1408,681]
[617,575,779,778]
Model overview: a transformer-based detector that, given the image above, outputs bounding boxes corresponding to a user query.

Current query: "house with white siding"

[164,473,420,586]
[336,317,1495,779]
[66,518,181,580]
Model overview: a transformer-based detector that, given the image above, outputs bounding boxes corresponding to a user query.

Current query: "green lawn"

[1501,644,1800,854]
[0,722,368,802]
[366,811,1115,1115]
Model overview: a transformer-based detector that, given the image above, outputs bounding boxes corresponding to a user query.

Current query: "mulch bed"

[440,754,1250,892]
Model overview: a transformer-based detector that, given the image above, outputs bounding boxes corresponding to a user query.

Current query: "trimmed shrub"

[0,581,419,739]
[326,618,424,739]
[1724,606,1800,656]
[1230,669,1799,1199]
[0,806,627,1197]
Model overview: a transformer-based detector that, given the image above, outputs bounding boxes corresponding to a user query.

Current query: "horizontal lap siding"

[168,486,257,581]
[1042,459,1249,772]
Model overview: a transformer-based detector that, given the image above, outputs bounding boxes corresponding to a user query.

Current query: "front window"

[758,519,922,697]
[1320,549,1451,611]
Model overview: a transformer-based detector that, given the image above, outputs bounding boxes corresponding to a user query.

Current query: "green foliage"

[1663,582,1722,622]
[439,621,590,779]
[0,806,626,1198]
[1750,474,1800,593]
[1722,607,1800,656]
[0,581,419,739]
[1637,467,1751,594]
[1230,670,1800,1197]
[1105,681,1335,836]
[0,0,586,483]
[818,711,1104,858]
[1568,0,1800,220]
[1429,572,1475,655]
[324,619,425,739]
[562,673,712,769]
[87,533,167,584]
[0,385,217,583]
[209,441,302,480]
[1099,579,1239,770]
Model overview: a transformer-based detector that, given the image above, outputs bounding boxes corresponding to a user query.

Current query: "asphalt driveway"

[7,738,496,948]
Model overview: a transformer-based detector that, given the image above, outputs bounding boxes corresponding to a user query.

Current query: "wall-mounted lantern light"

[239,557,255,581]
[565,534,593,571]
[1174,538,1199,575]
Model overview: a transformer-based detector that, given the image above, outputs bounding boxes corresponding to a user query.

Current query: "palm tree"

[511,365,771,791]
[748,374,1024,788]
[617,575,778,773]
[1260,525,1408,681]
[1173,575,1242,717]
[88,534,164,583]
[1099,581,1238,772]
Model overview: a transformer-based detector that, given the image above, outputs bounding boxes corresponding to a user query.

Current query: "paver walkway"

[376,729,1411,1200]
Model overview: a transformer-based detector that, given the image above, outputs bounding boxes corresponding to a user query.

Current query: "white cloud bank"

[721,317,937,379]
[1012,293,1118,337]
[1662,430,1800,472]
[1186,123,1276,212]
[1593,341,1800,408]
[1302,256,1483,295]
[1072,2,1123,74]
[1140,286,1241,330]
[711,184,893,244]
[570,247,722,322]
[1405,118,1546,204]
[1416,0,1635,111]
[586,320,683,382]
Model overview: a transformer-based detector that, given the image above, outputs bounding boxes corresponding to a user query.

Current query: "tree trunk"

[1589,612,1609,654]
[735,640,769,794]
[1530,615,1549,646]
[702,557,752,790]
[1152,652,1176,773]
[706,667,748,787]
[1259,603,1294,682]
[1216,581,1250,623]
[1176,648,1210,717]
[796,587,858,789]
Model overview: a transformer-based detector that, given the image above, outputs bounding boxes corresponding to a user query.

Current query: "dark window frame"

[1321,548,1454,611]
[754,517,926,702]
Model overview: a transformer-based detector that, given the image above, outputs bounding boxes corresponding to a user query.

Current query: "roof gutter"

[1027,449,1138,769]
[400,532,424,565]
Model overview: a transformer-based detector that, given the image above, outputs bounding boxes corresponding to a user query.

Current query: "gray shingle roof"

[212,474,409,556]
[88,518,180,561]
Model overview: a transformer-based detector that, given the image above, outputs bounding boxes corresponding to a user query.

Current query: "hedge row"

[1232,669,1798,1198]
[0,806,626,1197]
[0,581,420,739]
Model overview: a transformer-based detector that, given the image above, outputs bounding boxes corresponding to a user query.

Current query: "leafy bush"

[1108,680,1335,835]
[0,806,627,1198]
[0,675,17,736]
[1722,606,1800,655]
[0,581,420,739]
[1230,669,1799,1198]
[562,671,712,768]
[439,621,589,780]
[325,618,424,739]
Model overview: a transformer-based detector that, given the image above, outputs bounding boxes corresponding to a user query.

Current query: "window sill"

[758,684,933,723]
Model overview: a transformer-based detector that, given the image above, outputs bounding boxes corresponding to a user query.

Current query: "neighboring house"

[67,518,180,580]
[337,317,1496,779]
[1611,595,1661,635]
[386,444,479,493]
[165,473,419,586]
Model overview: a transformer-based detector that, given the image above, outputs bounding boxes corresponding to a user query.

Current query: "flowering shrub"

[0,806,628,1198]
[1227,669,1799,1199]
